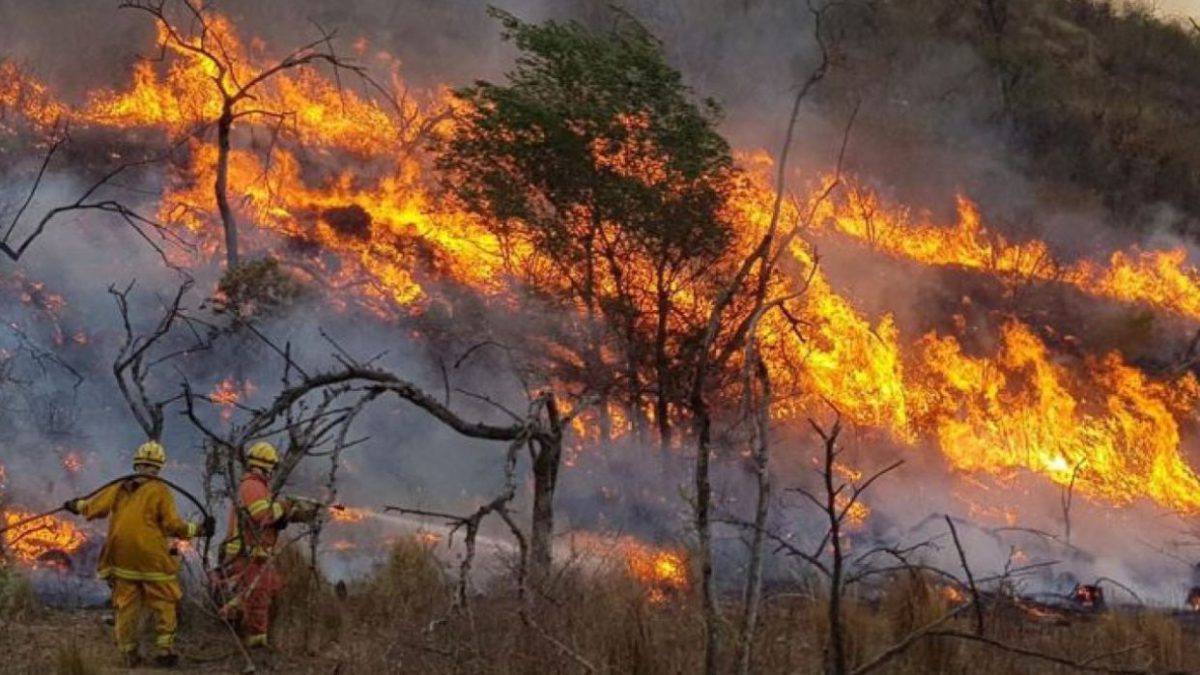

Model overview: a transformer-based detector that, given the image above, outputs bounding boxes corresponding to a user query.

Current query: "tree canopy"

[438,8,741,444]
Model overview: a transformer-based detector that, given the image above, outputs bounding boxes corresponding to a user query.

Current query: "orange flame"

[3,509,86,564]
[6,12,1200,520]
[329,506,367,523]
[821,182,1200,324]
[572,533,689,603]
[210,377,240,406]
[0,61,67,134]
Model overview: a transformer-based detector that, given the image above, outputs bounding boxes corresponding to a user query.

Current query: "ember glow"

[209,377,240,407]
[6,9,1200,526]
[572,534,689,603]
[330,540,357,553]
[210,377,255,422]
[1187,587,1200,611]
[61,452,83,474]
[941,585,966,604]
[329,506,368,524]
[1071,583,1105,609]
[3,510,86,565]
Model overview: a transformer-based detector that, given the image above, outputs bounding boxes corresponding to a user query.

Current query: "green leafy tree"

[439,8,738,446]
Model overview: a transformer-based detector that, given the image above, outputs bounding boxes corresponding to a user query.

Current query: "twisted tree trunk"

[215,104,239,270]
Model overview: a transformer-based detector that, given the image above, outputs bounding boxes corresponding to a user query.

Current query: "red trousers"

[227,558,280,637]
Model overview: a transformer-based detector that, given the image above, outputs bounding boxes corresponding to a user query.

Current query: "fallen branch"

[926,630,1152,674]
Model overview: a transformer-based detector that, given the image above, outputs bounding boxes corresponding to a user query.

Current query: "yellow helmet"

[246,441,279,470]
[132,441,166,468]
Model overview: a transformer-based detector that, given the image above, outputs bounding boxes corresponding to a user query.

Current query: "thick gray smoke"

[1,0,1199,605]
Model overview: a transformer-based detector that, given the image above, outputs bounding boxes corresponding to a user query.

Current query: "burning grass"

[2,510,86,566]
[4,5,1200,670]
[254,544,1200,674]
[0,536,1198,673]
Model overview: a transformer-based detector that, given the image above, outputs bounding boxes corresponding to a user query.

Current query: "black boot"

[121,650,143,668]
[154,651,179,667]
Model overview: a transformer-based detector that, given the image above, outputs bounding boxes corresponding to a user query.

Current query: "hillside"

[5,1,1200,674]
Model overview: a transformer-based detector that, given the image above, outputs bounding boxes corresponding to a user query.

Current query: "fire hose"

[0,476,331,673]
[0,472,212,539]
[0,474,261,669]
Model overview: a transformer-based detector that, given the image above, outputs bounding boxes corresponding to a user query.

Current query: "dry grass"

[252,538,1200,674]
[0,567,38,621]
[53,644,98,675]
[269,546,345,654]
[1,538,1198,673]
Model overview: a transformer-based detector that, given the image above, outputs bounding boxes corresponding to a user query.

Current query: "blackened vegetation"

[320,205,372,240]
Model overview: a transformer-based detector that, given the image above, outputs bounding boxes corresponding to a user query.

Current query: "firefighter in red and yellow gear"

[220,441,320,649]
[63,441,214,668]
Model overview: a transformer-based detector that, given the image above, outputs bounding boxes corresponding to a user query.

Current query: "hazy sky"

[1151,0,1200,17]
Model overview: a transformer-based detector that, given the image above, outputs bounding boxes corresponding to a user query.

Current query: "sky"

[1150,0,1200,17]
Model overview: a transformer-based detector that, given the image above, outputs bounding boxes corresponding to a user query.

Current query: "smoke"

[3,0,1200,605]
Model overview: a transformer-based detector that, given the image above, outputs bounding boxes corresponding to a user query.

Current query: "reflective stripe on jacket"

[223,472,285,559]
[78,478,197,582]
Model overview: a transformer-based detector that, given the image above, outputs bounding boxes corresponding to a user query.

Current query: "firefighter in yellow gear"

[63,441,214,668]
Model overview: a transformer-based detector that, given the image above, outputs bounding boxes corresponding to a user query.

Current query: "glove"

[290,500,321,523]
[62,499,81,515]
[200,516,216,538]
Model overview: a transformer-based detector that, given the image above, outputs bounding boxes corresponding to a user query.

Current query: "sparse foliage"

[210,257,308,325]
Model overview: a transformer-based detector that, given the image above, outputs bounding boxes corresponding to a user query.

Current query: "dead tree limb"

[111,279,205,439]
[386,432,528,618]
[2,129,186,264]
[815,417,848,675]
[925,631,1151,674]
[122,0,378,270]
[182,332,567,583]
[737,311,774,675]
[944,515,984,636]
[6,323,84,389]
[688,5,841,671]
[1061,458,1086,547]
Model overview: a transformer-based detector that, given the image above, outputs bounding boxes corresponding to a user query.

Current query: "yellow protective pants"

[111,578,182,655]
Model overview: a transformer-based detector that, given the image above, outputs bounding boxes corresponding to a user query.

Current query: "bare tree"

[182,337,568,581]
[2,129,183,263]
[723,418,1156,675]
[110,278,207,440]
[687,5,845,670]
[1061,458,1086,547]
[122,0,373,270]
[804,418,903,675]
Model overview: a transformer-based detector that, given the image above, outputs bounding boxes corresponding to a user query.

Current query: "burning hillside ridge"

[2,5,1200,526]
[4,3,1200,633]
[818,186,1200,323]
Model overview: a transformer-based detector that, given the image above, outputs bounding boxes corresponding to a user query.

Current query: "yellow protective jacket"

[79,478,199,583]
